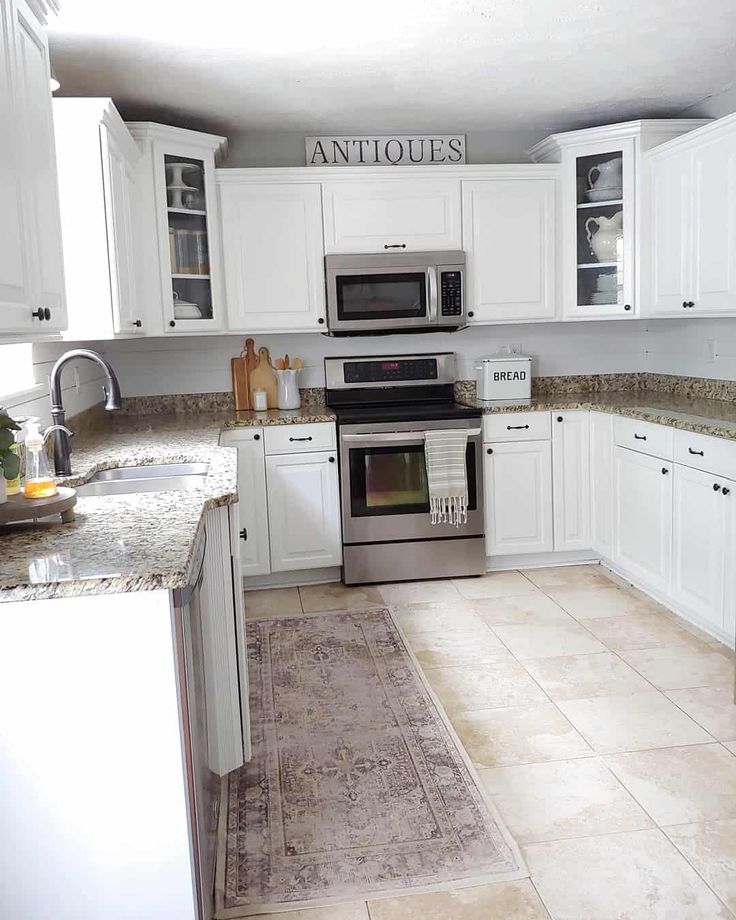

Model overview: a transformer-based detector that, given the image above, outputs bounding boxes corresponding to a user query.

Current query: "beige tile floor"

[244,565,736,920]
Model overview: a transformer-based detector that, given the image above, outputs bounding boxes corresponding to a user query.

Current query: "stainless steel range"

[326,352,485,585]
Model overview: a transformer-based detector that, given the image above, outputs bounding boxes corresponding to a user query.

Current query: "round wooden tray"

[0,487,77,525]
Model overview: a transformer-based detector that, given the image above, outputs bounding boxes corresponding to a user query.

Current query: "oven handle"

[342,429,481,445]
[427,266,438,323]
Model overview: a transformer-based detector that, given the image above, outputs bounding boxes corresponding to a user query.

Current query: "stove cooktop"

[331,401,481,426]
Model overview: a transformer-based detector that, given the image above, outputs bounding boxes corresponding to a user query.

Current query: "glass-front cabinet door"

[565,137,635,318]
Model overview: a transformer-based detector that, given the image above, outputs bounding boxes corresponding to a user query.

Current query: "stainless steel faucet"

[49,349,122,476]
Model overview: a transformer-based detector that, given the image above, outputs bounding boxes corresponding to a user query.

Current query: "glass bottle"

[23,421,57,499]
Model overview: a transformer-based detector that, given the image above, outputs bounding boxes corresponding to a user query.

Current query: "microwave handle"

[427,266,438,323]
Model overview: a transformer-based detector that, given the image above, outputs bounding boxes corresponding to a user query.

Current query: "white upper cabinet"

[322,175,461,253]
[0,0,66,336]
[218,177,326,332]
[530,120,707,321]
[54,98,144,339]
[644,115,736,316]
[552,410,591,551]
[462,175,556,323]
[127,123,227,335]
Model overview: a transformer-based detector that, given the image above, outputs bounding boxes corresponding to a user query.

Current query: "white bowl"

[173,303,202,319]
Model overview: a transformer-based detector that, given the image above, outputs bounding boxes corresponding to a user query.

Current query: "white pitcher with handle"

[585,211,623,262]
[587,157,623,194]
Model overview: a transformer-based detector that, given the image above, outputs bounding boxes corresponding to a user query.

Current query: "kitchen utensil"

[172,291,202,319]
[585,212,623,262]
[291,357,304,371]
[244,338,258,381]
[590,292,617,304]
[586,186,623,202]
[276,368,301,410]
[274,357,286,370]
[284,354,290,369]
[231,343,251,411]
[585,157,623,201]
[249,347,278,408]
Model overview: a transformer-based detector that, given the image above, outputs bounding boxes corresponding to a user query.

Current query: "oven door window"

[336,272,427,322]
[348,442,478,517]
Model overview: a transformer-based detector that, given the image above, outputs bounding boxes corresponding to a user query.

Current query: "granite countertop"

[456,390,736,441]
[0,407,335,603]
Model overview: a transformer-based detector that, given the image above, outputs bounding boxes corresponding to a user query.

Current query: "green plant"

[0,408,21,481]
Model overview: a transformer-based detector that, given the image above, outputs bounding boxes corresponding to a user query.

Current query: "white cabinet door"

[691,131,736,313]
[0,0,33,335]
[11,0,66,332]
[322,178,461,253]
[590,411,614,558]
[463,178,556,323]
[672,464,733,636]
[484,439,553,556]
[552,411,591,551]
[220,181,326,332]
[647,148,692,316]
[100,123,142,335]
[614,446,672,593]
[228,431,270,577]
[266,451,342,572]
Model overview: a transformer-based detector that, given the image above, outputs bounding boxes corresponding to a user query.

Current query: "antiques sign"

[305,135,466,167]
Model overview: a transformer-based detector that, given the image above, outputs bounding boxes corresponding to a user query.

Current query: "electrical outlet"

[706,339,717,364]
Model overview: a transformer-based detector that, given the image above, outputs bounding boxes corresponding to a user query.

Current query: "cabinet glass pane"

[164,154,213,321]
[575,150,625,310]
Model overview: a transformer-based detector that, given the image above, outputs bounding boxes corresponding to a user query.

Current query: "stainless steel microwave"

[325,251,465,335]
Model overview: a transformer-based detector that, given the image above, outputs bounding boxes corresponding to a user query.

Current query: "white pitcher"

[585,212,623,262]
[276,368,301,410]
[587,157,623,192]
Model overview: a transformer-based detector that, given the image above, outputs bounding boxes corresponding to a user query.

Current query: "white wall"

[3,341,110,424]
[104,321,651,397]
[643,317,736,380]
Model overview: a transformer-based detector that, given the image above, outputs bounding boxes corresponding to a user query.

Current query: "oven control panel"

[440,270,463,317]
[343,358,438,384]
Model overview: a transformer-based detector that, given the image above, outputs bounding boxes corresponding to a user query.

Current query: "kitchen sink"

[75,463,209,496]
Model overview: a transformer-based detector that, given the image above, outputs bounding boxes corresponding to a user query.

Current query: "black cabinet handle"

[723,487,731,496]
[239,528,247,541]
[383,243,407,249]
[318,317,325,324]
[32,308,50,321]
[682,301,688,308]
[661,467,669,475]
[634,434,647,441]
[169,320,176,327]
[328,456,335,463]
[486,447,493,454]
[289,436,312,442]
[507,424,530,430]
[623,304,631,311]
[713,483,721,491]
[688,448,704,456]
[133,319,142,327]
[253,433,260,440]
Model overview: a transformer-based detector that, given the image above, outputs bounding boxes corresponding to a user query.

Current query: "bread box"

[475,354,532,401]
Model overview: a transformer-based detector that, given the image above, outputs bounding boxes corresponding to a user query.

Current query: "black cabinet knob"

[723,487,731,496]
[133,319,142,327]
[486,447,493,454]
[623,304,631,311]
[556,416,563,422]
[31,308,50,321]
[318,317,325,324]
[661,467,669,475]
[239,528,247,541]
[253,433,260,440]
[682,301,688,308]
[714,483,721,491]
[328,456,335,463]
[467,311,474,318]
[169,320,176,327]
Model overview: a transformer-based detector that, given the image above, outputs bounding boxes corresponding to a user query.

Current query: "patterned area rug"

[215,608,526,917]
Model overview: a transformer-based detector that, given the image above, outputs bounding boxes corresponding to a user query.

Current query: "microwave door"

[327,265,432,332]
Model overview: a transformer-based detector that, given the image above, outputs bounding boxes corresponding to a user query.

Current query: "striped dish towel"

[423,429,469,526]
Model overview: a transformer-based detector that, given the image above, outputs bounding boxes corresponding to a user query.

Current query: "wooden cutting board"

[249,346,278,409]
[231,353,250,410]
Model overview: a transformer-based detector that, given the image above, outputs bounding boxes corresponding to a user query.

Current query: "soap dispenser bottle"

[23,422,62,499]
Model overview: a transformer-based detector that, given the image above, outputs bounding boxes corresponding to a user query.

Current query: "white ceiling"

[48,0,736,136]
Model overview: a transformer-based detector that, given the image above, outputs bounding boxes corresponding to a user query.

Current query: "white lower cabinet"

[484,439,553,556]
[228,430,270,577]
[266,450,342,572]
[614,446,673,594]
[552,410,591,551]
[672,463,735,637]
[590,411,614,557]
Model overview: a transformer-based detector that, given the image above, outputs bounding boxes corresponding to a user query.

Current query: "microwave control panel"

[440,270,463,317]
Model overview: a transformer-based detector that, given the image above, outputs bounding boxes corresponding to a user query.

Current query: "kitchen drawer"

[484,411,551,442]
[614,416,673,460]
[673,428,736,479]
[220,427,264,446]
[264,422,336,455]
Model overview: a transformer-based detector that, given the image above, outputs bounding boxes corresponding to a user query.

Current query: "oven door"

[339,420,484,544]
[326,263,438,333]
